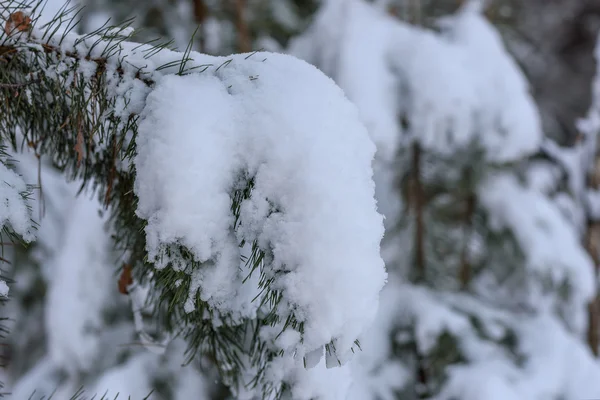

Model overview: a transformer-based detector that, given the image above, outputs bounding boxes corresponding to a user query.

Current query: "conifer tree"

[291,1,600,398]
[7,0,600,399]
[0,0,387,398]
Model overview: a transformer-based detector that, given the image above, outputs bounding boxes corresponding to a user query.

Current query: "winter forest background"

[2,0,600,399]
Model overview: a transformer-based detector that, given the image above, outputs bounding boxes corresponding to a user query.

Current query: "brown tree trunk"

[412,143,426,283]
[459,192,476,290]
[192,0,208,52]
[586,221,600,355]
[234,0,251,53]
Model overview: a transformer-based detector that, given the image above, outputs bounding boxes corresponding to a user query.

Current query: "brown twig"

[37,152,45,219]
[73,75,85,168]
[409,0,421,25]
[23,134,46,220]
[412,143,426,282]
[0,256,12,265]
[234,0,251,53]
[192,0,208,52]
[459,192,476,290]
[118,264,133,295]
[0,80,38,89]
[589,298,599,356]
[104,137,118,207]
[586,221,600,356]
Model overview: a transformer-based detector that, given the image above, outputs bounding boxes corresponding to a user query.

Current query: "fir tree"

[0,0,386,398]
[291,1,600,398]
[7,0,600,399]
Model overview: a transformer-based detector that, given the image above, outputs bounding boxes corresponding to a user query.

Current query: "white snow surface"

[292,0,542,163]
[390,5,542,161]
[44,190,114,374]
[91,352,157,398]
[289,0,400,162]
[134,52,386,357]
[0,161,35,242]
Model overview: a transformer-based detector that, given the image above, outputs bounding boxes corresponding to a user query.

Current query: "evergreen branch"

[0,80,38,88]
[0,1,315,397]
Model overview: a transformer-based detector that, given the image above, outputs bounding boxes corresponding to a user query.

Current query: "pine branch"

[0,2,339,397]
[0,0,242,392]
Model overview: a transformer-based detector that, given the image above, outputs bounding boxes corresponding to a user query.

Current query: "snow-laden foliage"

[1,1,386,398]
[0,95,195,399]
[135,53,386,363]
[0,161,35,244]
[292,1,600,399]
[0,148,35,298]
[290,0,400,162]
[7,0,600,399]
[292,0,542,162]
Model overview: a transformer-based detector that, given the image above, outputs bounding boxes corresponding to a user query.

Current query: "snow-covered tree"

[0,1,387,398]
[291,1,600,398]
[6,0,600,399]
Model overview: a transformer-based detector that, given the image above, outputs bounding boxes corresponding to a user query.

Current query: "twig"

[0,80,38,88]
[192,0,208,52]
[459,192,476,290]
[104,136,117,207]
[37,152,44,219]
[412,143,426,282]
[234,0,251,53]
[586,221,600,356]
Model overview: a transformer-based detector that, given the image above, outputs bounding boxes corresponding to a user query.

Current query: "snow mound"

[134,52,387,359]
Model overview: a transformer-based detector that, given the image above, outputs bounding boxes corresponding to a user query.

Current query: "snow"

[348,283,600,400]
[292,2,600,400]
[134,51,386,374]
[44,190,114,374]
[0,280,8,297]
[346,282,411,400]
[9,356,62,399]
[0,161,35,242]
[91,352,156,398]
[0,154,37,298]
[292,1,542,163]
[479,172,595,326]
[10,1,600,399]
[5,149,213,399]
[6,8,390,397]
[290,0,400,162]
[390,6,541,161]
[435,311,600,400]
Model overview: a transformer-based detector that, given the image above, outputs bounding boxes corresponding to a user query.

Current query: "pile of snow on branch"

[134,52,387,363]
